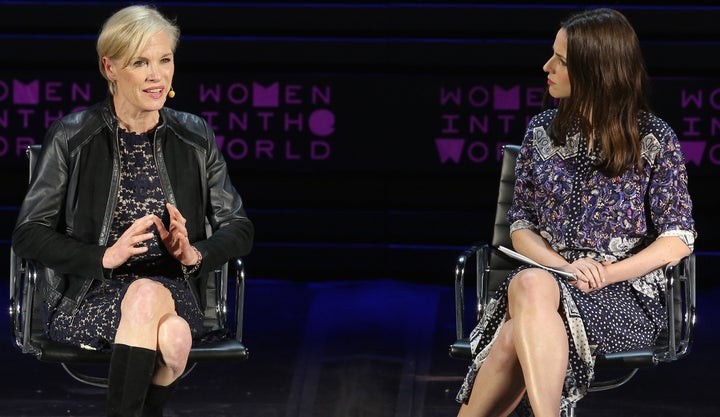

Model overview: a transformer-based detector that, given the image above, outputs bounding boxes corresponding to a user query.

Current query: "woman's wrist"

[181,246,202,275]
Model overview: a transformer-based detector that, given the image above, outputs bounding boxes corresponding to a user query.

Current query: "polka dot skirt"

[456,264,667,414]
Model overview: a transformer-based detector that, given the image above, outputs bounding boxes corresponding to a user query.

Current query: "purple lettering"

[256,140,274,159]
[708,144,720,165]
[285,85,301,104]
[682,117,701,136]
[201,111,220,130]
[311,141,330,160]
[226,138,248,159]
[312,85,331,105]
[285,141,301,160]
[710,89,720,110]
[526,87,544,107]
[72,83,92,102]
[285,113,303,132]
[441,114,460,134]
[0,80,8,101]
[468,86,490,107]
[257,112,274,131]
[440,88,462,106]
[199,84,222,103]
[17,109,34,129]
[681,90,702,109]
[45,82,62,102]
[469,115,488,134]
[710,143,720,165]
[229,112,248,131]
[228,83,249,105]
[713,118,720,136]
[467,141,489,163]
[498,114,516,134]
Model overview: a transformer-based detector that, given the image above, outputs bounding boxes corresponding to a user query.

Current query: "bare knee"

[121,279,175,324]
[157,315,192,378]
[507,269,560,316]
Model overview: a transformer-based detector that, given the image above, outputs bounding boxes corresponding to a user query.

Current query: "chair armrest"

[211,257,245,344]
[232,258,246,343]
[657,253,696,362]
[595,349,656,367]
[9,249,41,356]
[449,338,473,360]
[454,242,490,341]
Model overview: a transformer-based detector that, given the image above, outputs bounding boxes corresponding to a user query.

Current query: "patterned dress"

[45,128,205,351]
[456,109,696,414]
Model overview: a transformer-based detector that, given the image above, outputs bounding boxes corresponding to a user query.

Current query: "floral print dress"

[457,109,696,415]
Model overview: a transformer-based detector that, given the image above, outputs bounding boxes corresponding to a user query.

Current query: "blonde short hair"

[97,5,180,95]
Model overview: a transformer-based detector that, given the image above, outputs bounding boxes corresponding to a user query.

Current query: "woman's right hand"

[567,257,607,291]
[102,215,157,269]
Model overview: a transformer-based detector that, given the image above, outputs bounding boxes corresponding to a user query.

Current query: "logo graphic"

[308,109,335,137]
[435,138,465,163]
[198,80,335,162]
[13,79,40,105]
[680,141,705,166]
[252,82,279,107]
[435,83,540,166]
[493,85,520,110]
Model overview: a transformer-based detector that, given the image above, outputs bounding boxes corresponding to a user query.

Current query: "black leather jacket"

[12,99,254,315]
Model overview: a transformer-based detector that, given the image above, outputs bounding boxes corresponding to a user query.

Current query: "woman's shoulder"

[638,111,673,136]
[161,106,207,127]
[637,111,683,163]
[44,101,109,149]
[528,108,558,128]
[160,107,212,146]
[53,101,106,126]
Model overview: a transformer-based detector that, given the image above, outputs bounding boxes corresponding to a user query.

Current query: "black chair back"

[482,144,521,299]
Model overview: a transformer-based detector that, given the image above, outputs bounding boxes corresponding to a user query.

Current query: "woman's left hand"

[153,203,200,266]
[568,257,607,292]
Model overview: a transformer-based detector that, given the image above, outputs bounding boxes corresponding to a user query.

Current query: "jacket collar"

[100,96,167,134]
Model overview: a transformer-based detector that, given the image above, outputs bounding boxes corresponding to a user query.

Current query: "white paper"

[496,245,578,281]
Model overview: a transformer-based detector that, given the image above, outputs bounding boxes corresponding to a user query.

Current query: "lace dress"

[45,128,204,351]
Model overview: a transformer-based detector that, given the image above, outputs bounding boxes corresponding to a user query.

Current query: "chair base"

[25,334,249,387]
[31,334,249,363]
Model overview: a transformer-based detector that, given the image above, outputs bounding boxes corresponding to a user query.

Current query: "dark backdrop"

[1,1,718,283]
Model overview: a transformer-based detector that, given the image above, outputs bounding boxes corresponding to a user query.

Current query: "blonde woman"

[12,5,253,416]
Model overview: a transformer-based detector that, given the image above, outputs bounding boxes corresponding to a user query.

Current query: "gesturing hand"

[153,203,200,266]
[102,215,157,269]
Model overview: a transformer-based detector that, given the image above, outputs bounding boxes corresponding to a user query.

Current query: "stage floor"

[1,278,718,417]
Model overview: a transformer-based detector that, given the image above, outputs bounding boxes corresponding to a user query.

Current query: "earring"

[168,87,175,98]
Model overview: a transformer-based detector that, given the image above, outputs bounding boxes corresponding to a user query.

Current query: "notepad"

[496,245,578,281]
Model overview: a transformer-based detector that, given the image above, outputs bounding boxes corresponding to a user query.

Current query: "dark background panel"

[0,1,717,283]
[0,3,718,417]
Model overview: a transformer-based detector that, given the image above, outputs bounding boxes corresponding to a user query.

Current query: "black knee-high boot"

[141,381,178,417]
[107,344,157,417]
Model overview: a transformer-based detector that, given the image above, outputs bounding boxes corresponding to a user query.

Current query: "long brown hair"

[548,8,650,177]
